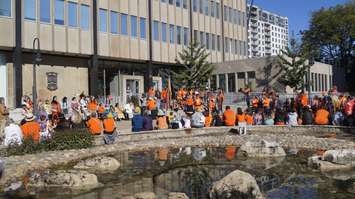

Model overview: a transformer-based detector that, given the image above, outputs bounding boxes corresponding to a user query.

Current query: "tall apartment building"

[0,0,248,108]
[247,4,288,58]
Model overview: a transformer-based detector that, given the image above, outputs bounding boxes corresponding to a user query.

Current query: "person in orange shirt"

[161,88,169,110]
[263,96,271,110]
[223,106,236,126]
[103,113,116,144]
[217,89,225,111]
[194,95,203,110]
[300,92,309,108]
[204,111,213,127]
[21,114,41,143]
[146,97,157,111]
[156,110,168,130]
[235,107,246,125]
[88,98,97,113]
[315,107,330,125]
[251,96,259,111]
[185,95,194,114]
[208,95,216,112]
[86,112,102,135]
[98,103,106,118]
[245,109,254,125]
[148,87,156,98]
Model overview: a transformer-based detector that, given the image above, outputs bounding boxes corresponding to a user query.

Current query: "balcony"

[265,45,271,49]
[251,42,258,46]
[265,38,271,43]
[250,22,258,28]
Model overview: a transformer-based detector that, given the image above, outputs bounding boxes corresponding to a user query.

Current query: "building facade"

[0,0,248,108]
[247,4,288,58]
[211,57,333,94]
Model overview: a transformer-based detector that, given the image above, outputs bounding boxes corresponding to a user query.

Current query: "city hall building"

[0,0,248,108]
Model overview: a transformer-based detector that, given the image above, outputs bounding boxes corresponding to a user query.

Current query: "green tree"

[278,36,310,91]
[301,1,355,90]
[173,42,215,89]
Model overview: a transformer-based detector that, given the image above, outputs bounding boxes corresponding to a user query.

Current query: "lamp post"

[32,38,42,115]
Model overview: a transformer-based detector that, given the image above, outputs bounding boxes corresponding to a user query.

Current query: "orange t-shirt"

[194,98,202,106]
[98,106,105,113]
[147,99,156,110]
[157,116,168,129]
[263,98,270,108]
[224,109,236,126]
[252,99,259,108]
[245,114,253,125]
[205,114,213,127]
[315,109,329,125]
[300,95,308,107]
[87,118,102,135]
[88,102,97,112]
[186,97,194,106]
[21,121,41,143]
[103,118,116,133]
[236,114,246,124]
[161,89,168,100]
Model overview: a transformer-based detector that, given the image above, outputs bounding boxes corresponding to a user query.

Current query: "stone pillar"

[216,74,220,89]
[225,73,228,93]
[235,73,238,92]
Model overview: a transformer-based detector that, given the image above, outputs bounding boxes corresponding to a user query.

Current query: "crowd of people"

[0,85,354,147]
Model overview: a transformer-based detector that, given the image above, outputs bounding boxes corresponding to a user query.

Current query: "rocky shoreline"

[1,126,355,192]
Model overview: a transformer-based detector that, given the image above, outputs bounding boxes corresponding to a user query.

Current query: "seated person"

[132,107,144,132]
[287,108,298,126]
[253,108,264,125]
[333,111,344,126]
[214,111,224,127]
[315,107,330,125]
[103,113,116,144]
[21,114,41,143]
[191,109,205,128]
[86,112,102,135]
[204,111,213,127]
[223,106,236,126]
[274,108,287,125]
[4,119,23,146]
[156,110,168,130]
[236,107,247,134]
[302,106,314,125]
[143,111,153,131]
[244,109,254,125]
[263,110,275,125]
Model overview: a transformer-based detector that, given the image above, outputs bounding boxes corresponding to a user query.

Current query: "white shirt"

[4,124,23,146]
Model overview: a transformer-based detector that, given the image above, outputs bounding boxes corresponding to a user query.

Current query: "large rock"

[209,170,264,199]
[323,149,355,165]
[308,155,353,172]
[74,156,120,173]
[168,192,189,199]
[134,192,156,199]
[238,140,286,157]
[28,170,98,189]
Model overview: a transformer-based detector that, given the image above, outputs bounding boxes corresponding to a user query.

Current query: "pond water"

[3,147,355,199]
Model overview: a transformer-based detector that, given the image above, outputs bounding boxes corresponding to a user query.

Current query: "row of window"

[223,5,246,26]
[161,0,188,9]
[99,9,146,39]
[19,0,90,30]
[224,38,247,56]
[0,0,11,17]
[153,21,190,46]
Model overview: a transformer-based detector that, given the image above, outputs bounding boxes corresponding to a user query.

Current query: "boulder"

[209,170,264,199]
[28,170,98,189]
[168,192,189,199]
[323,149,355,165]
[308,155,353,172]
[74,156,120,173]
[238,140,286,158]
[134,192,156,199]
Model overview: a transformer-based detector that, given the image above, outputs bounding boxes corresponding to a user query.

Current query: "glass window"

[169,0,174,5]
[110,11,118,34]
[140,17,146,39]
[0,0,11,17]
[219,74,226,91]
[204,0,209,15]
[55,0,64,25]
[233,9,237,24]
[162,23,167,42]
[183,27,188,45]
[183,0,187,9]
[229,7,232,23]
[217,35,221,51]
[24,0,36,20]
[176,0,181,7]
[228,73,236,93]
[212,34,215,50]
[210,1,214,17]
[206,33,210,49]
[225,38,229,53]
[121,13,128,35]
[153,20,160,41]
[194,30,198,43]
[210,75,217,91]
[161,0,166,3]
[68,2,78,27]
[176,26,182,44]
[80,5,90,30]
[193,0,197,12]
[200,31,204,46]
[216,2,220,19]
[199,0,203,14]
[99,9,107,32]
[223,6,227,21]
[40,0,50,23]
[169,24,174,43]
[238,10,241,25]
[131,16,137,37]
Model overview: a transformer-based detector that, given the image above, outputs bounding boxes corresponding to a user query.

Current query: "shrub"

[6,130,94,156]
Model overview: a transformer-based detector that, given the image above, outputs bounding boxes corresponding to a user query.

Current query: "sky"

[252,0,350,37]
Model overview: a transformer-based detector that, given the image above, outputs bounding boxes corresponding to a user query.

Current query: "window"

[212,34,215,50]
[206,33,210,49]
[131,16,137,37]
[200,31,204,46]
[219,74,226,91]
[80,5,90,30]
[161,23,167,42]
[225,38,229,53]
[110,11,118,34]
[40,0,50,23]
[193,0,197,12]
[68,2,78,27]
[176,0,181,7]
[194,30,198,42]
[0,0,11,17]
[183,0,187,9]
[210,1,215,17]
[99,9,107,32]
[216,2,220,19]
[183,27,188,45]
[169,0,174,5]
[228,73,236,92]
[233,9,237,24]
[204,0,209,15]
[237,10,241,25]
[121,14,128,35]
[153,21,160,41]
[210,75,217,91]
[24,0,36,20]
[217,35,221,51]
[234,40,238,54]
[223,6,227,21]
[55,0,64,25]
[140,17,146,39]
[229,7,232,23]
[176,26,182,44]
[199,0,203,14]
[169,24,174,43]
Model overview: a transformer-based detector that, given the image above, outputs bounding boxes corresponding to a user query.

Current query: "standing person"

[62,97,70,123]
[223,106,236,126]
[239,87,251,108]
[3,119,23,146]
[208,93,216,113]
[0,97,9,139]
[86,112,102,135]
[51,96,62,126]
[132,107,144,132]
[21,114,41,143]
[344,97,354,126]
[236,107,247,134]
[217,89,225,111]
[156,110,168,130]
[184,94,194,114]
[161,88,168,110]
[251,96,260,112]
[103,113,116,144]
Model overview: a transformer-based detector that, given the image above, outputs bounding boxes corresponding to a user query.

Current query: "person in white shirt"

[3,119,23,147]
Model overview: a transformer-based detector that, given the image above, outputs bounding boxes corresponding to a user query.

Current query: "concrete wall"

[22,64,89,101]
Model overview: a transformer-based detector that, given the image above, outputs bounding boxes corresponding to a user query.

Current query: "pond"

[3,146,355,199]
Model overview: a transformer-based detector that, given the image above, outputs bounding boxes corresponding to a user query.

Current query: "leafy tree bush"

[6,130,94,156]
